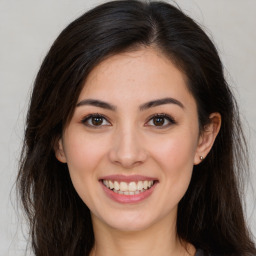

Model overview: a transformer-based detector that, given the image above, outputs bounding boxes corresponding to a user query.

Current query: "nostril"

[109,152,146,168]
[108,135,148,167]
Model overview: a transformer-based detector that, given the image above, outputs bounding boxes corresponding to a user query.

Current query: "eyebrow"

[139,97,184,111]
[76,99,116,111]
[76,97,184,111]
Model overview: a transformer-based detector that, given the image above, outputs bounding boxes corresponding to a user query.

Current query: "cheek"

[153,136,197,207]
[148,128,198,191]
[160,141,194,188]
[64,132,105,173]
[62,132,110,210]
[63,132,108,199]
[150,131,197,168]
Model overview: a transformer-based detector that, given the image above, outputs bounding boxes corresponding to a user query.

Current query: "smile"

[102,180,155,195]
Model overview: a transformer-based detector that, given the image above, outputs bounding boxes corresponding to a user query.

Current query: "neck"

[90,213,196,256]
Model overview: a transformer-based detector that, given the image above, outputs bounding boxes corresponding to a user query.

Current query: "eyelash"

[81,113,111,128]
[145,113,176,128]
[81,113,176,128]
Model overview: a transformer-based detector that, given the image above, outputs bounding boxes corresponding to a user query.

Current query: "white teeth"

[128,182,137,192]
[114,181,119,191]
[137,181,143,190]
[120,182,128,191]
[103,180,109,187]
[143,181,148,189]
[109,180,114,189]
[103,179,155,194]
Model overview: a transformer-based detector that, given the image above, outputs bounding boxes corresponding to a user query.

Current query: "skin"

[56,47,221,256]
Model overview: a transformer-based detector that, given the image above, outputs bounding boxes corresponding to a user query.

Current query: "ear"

[54,137,67,163]
[194,113,221,165]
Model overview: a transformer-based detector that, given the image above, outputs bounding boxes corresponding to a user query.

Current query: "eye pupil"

[153,117,165,126]
[92,117,103,126]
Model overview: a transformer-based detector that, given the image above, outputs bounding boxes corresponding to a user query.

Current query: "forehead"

[78,47,195,109]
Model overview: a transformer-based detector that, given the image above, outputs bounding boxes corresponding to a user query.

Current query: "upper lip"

[99,174,157,183]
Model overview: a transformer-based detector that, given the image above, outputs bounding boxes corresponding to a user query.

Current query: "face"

[56,48,215,232]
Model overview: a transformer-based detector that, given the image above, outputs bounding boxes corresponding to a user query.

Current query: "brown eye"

[153,116,165,126]
[146,114,176,128]
[82,114,111,127]
[92,116,103,126]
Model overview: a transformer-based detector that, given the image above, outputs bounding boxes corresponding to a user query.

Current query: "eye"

[146,114,176,128]
[81,114,111,128]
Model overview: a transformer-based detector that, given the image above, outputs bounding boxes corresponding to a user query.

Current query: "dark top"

[196,249,222,256]
[196,249,206,256]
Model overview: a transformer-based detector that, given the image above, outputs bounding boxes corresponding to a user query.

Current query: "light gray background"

[1,0,255,255]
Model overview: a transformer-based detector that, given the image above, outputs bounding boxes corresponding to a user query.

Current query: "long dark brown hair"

[17,1,256,255]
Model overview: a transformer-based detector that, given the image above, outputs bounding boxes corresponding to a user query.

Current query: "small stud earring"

[200,156,204,160]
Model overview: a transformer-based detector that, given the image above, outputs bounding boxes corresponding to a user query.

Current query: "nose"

[108,126,148,169]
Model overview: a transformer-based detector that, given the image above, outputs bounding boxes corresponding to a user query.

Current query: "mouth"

[99,175,158,203]
[101,179,157,195]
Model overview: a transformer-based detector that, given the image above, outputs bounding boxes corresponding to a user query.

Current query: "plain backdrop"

[0,0,255,255]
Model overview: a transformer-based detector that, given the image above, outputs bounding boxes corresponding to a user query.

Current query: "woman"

[17,0,256,255]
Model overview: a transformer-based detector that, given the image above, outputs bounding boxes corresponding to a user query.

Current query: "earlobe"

[55,138,67,163]
[194,113,221,165]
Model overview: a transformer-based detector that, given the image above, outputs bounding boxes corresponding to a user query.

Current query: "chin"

[94,209,170,233]
[108,219,154,232]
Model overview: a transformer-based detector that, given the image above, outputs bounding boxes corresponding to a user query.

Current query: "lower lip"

[101,181,157,204]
